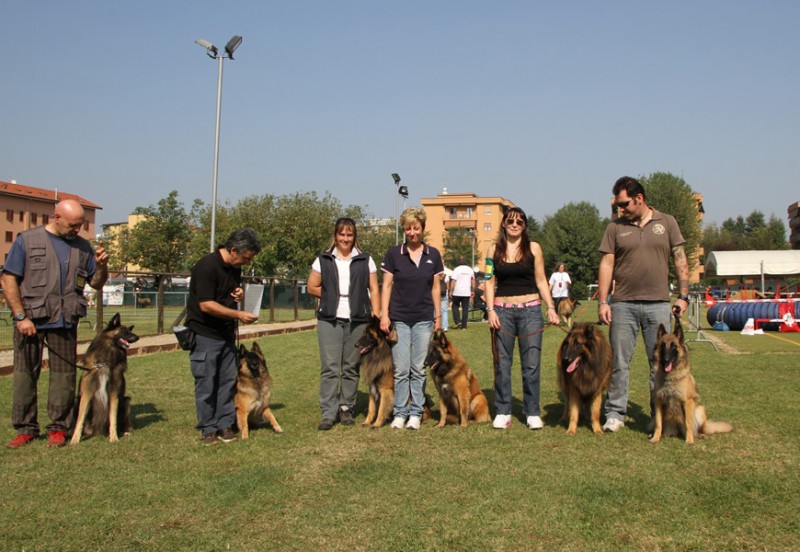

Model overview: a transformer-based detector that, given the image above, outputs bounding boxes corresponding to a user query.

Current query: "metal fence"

[0,272,317,350]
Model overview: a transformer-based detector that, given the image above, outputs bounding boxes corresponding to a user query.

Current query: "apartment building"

[420,190,515,271]
[1,179,101,264]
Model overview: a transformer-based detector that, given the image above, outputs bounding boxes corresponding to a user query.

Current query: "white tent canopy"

[705,250,800,277]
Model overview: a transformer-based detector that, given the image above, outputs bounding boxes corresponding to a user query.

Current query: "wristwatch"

[14,312,26,322]
[677,294,690,302]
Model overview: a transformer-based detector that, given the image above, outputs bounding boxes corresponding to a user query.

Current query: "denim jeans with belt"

[493,305,544,417]
[391,320,434,419]
[604,300,672,422]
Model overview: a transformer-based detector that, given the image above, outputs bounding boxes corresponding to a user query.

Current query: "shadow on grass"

[131,402,165,430]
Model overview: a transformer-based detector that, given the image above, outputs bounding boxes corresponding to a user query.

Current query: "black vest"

[316,249,371,323]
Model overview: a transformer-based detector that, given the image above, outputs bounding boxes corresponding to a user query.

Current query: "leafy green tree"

[539,201,606,291]
[442,228,476,268]
[358,222,395,269]
[705,210,788,252]
[639,172,702,276]
[126,191,204,273]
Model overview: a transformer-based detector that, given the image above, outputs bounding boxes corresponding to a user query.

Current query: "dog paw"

[649,436,661,444]
[273,427,283,434]
[566,429,577,436]
[435,423,445,429]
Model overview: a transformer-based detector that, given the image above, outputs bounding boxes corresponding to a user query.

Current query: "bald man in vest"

[2,199,109,448]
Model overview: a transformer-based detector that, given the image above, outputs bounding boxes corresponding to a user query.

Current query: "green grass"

[1,306,798,551]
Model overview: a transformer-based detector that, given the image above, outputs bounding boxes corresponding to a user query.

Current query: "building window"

[31,213,38,225]
[484,223,492,232]
[5,209,12,222]
[5,231,13,243]
[19,211,24,222]
[466,207,473,218]
[83,221,89,231]
[484,207,492,215]
[42,214,49,224]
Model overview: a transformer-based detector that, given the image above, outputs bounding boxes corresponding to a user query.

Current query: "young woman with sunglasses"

[308,218,380,430]
[484,207,560,430]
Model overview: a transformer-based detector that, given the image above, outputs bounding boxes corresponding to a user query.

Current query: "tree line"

[103,173,789,291]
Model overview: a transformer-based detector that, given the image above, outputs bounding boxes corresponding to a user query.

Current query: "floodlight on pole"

[195,35,243,252]
[391,173,401,245]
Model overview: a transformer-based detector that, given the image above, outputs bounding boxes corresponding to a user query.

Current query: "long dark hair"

[493,206,533,266]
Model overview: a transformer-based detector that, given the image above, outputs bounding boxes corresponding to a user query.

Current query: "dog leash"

[18,332,97,372]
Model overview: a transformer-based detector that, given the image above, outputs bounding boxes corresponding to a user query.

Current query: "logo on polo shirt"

[652,224,666,235]
[426,259,433,264]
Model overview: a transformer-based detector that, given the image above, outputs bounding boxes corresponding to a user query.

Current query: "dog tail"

[701,419,734,435]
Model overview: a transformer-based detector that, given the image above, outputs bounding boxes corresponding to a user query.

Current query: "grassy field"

[1,306,798,551]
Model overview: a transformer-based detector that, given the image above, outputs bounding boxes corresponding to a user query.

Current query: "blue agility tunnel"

[707,301,800,331]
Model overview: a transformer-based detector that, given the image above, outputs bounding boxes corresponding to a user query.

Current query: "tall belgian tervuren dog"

[557,323,612,435]
[355,316,398,428]
[235,342,283,438]
[650,315,734,444]
[355,316,432,428]
[557,297,580,329]
[424,330,491,428]
[70,313,139,445]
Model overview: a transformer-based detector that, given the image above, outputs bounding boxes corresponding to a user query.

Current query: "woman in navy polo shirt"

[380,207,443,430]
[484,207,559,430]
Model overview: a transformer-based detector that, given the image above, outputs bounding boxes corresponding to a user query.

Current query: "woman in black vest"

[307,218,380,430]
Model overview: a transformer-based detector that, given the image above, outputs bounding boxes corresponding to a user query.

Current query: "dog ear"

[657,323,668,340]
[437,330,448,347]
[674,319,684,344]
[239,344,248,357]
[109,313,121,328]
[251,341,262,354]
[386,323,398,345]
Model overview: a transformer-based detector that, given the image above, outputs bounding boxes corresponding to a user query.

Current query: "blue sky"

[3,2,798,229]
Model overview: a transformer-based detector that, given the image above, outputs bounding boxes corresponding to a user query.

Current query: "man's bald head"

[49,199,86,240]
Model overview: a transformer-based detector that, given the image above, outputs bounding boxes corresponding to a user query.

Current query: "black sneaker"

[202,432,219,445]
[317,418,334,431]
[338,407,355,426]
[218,428,237,443]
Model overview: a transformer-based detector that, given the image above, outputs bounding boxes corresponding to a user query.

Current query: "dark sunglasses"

[505,218,525,227]
[614,200,632,209]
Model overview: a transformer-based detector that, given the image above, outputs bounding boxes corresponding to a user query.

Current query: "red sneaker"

[7,434,35,449]
[47,431,67,447]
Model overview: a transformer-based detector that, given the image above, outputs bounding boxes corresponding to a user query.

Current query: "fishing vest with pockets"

[19,226,92,326]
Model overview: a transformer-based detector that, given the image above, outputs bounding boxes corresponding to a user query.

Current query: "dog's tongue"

[566,357,581,373]
[428,361,439,371]
[665,362,673,373]
[359,346,369,355]
[120,339,130,349]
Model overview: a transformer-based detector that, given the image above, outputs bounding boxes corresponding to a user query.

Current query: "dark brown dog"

[424,330,491,428]
[235,342,283,438]
[557,323,612,435]
[70,313,139,445]
[355,316,431,428]
[651,316,734,444]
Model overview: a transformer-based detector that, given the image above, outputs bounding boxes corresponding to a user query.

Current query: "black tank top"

[494,255,538,296]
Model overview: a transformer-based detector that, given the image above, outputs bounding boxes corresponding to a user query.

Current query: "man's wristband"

[599,300,609,305]
[677,294,689,302]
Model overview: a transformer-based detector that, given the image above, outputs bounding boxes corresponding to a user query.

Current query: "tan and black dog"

[557,323,612,435]
[70,313,139,445]
[651,315,733,444]
[424,330,491,428]
[557,297,580,329]
[235,342,283,439]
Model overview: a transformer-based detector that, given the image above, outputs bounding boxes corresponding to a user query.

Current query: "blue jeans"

[493,305,544,417]
[189,334,238,434]
[391,320,434,419]
[605,301,672,421]
[440,296,449,331]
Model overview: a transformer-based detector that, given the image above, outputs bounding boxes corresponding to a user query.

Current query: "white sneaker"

[602,418,625,433]
[406,416,421,430]
[526,415,543,430]
[492,414,512,429]
[390,417,406,430]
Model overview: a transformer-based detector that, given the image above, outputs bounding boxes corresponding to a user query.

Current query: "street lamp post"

[196,35,243,252]
[391,173,401,244]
